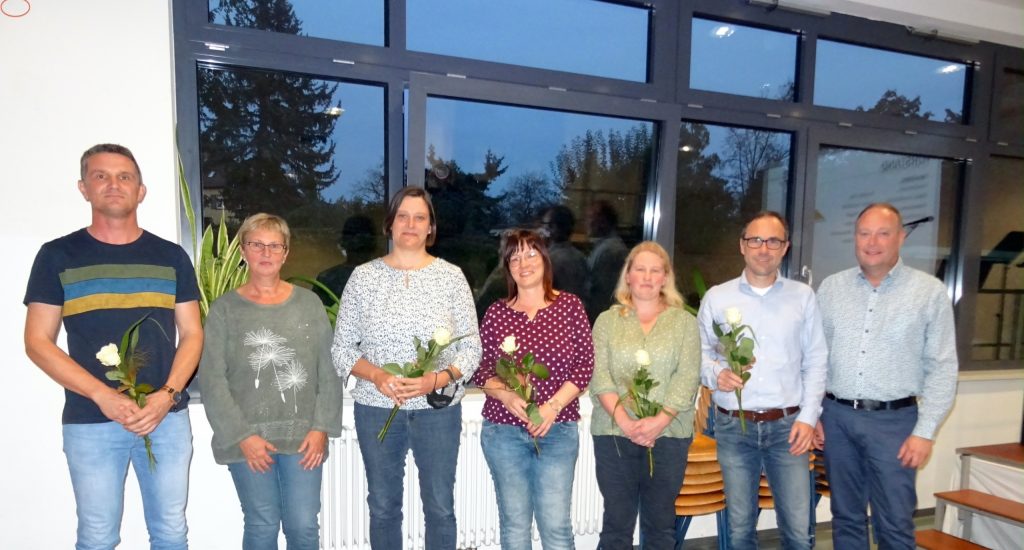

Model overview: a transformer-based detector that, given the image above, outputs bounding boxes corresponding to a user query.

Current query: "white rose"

[96,343,121,367]
[635,349,651,366]
[500,335,518,355]
[433,327,452,346]
[725,307,742,326]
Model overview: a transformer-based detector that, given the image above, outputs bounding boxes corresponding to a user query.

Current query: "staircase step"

[935,489,1024,525]
[914,529,987,550]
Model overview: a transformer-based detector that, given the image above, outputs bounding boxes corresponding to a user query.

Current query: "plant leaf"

[527,403,544,425]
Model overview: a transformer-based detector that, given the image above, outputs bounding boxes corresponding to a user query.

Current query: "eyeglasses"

[245,241,288,254]
[742,236,787,250]
[508,249,540,267]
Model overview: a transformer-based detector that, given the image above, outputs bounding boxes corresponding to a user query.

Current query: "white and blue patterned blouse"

[332,257,482,409]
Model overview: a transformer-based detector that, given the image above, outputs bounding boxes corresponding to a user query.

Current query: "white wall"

[0,2,244,548]
[1,1,1021,549]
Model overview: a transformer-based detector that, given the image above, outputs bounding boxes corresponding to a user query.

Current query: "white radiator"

[320,401,602,550]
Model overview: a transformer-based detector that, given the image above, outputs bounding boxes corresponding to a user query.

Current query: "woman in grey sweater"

[198,213,342,550]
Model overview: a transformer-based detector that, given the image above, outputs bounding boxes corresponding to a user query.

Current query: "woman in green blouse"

[590,241,701,549]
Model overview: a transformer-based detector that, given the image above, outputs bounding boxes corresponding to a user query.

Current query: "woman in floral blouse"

[332,187,482,550]
[473,229,594,550]
[590,241,701,549]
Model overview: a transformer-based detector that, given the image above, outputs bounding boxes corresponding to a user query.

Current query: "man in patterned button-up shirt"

[815,202,958,550]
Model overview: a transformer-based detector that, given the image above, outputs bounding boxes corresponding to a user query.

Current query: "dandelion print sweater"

[198,286,343,465]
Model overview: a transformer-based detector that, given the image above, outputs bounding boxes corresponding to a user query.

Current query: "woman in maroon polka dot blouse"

[472,229,594,550]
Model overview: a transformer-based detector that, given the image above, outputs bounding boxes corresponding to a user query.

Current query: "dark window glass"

[972,157,1024,362]
[208,0,384,46]
[992,66,1024,144]
[690,18,798,100]
[814,40,967,123]
[407,0,650,82]
[197,65,386,296]
[674,122,791,304]
[423,97,656,321]
[811,148,961,285]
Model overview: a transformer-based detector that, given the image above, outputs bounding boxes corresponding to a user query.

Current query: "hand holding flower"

[628,416,668,448]
[616,352,674,476]
[526,398,559,438]
[393,373,440,400]
[98,314,169,468]
[377,329,470,441]
[493,333,550,451]
[712,307,757,433]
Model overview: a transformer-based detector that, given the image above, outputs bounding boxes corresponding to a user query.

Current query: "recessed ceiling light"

[713,25,735,38]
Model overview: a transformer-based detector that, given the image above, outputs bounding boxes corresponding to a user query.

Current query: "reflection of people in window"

[315,215,376,304]
[541,205,588,301]
[586,200,628,322]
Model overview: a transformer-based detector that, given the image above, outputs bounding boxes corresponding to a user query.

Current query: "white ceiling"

[812,0,1024,48]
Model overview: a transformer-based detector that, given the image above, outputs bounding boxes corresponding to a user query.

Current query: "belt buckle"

[851,399,860,410]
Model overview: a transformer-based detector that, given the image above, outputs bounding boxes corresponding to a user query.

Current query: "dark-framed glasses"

[245,241,288,254]
[742,236,787,250]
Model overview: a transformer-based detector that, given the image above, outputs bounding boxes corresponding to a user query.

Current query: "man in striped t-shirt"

[24,144,203,549]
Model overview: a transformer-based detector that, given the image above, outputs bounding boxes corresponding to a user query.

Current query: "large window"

[422,97,656,320]
[810,148,961,285]
[972,156,1024,361]
[208,0,385,45]
[407,0,650,81]
[197,65,386,295]
[177,0,1023,371]
[690,17,798,100]
[673,122,791,304]
[992,65,1024,145]
[814,40,968,123]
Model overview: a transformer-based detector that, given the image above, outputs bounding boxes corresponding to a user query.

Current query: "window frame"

[173,0,1024,371]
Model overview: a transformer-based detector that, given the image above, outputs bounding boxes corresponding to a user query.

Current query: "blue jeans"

[481,421,579,550]
[593,435,690,550]
[821,398,918,550]
[714,409,812,550]
[354,402,461,550]
[228,453,323,550]
[62,409,193,550]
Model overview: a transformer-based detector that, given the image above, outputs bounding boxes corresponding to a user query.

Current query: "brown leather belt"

[716,405,800,423]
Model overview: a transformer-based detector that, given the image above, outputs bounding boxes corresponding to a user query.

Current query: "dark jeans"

[593,435,691,550]
[821,398,919,550]
[354,402,462,550]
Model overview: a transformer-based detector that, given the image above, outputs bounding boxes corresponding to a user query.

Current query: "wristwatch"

[160,385,182,405]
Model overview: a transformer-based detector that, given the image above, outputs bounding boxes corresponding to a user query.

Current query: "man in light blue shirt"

[698,211,828,550]
[815,203,957,550]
